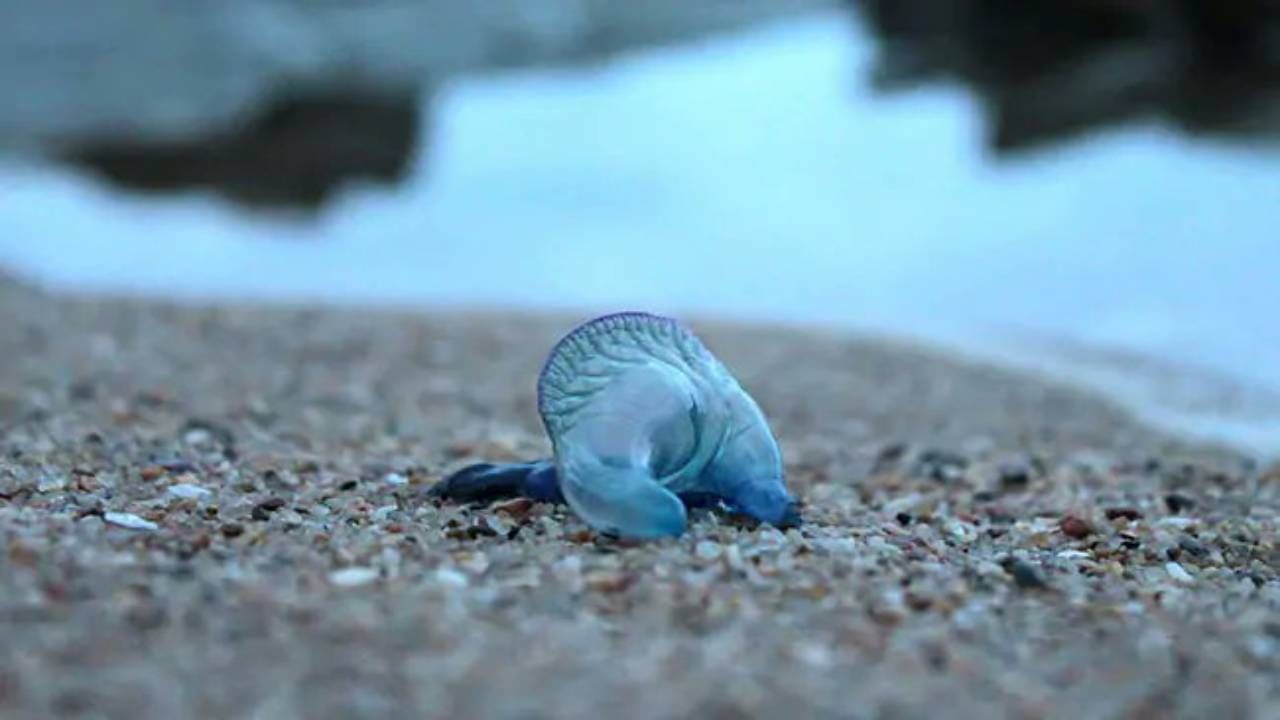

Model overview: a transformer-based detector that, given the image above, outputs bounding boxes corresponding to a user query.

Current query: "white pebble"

[795,642,833,668]
[182,428,213,445]
[483,515,510,537]
[865,535,902,557]
[383,472,409,486]
[329,567,380,587]
[434,567,469,588]
[723,544,745,570]
[883,493,924,516]
[695,540,723,560]
[756,527,787,548]
[554,555,583,576]
[1166,561,1195,584]
[167,483,211,499]
[944,520,976,544]
[37,476,67,493]
[104,512,158,531]
[815,538,859,555]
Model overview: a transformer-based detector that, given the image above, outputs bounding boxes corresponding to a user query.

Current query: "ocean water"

[2,11,1278,456]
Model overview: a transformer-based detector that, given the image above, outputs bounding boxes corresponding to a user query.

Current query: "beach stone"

[167,483,211,499]
[1179,536,1209,558]
[103,511,158,531]
[1005,559,1049,590]
[329,567,380,587]
[1165,493,1197,514]
[1166,561,1195,585]
[1105,507,1143,521]
[1060,515,1094,539]
[997,460,1032,489]
[434,568,469,588]
[36,475,66,493]
[695,541,723,561]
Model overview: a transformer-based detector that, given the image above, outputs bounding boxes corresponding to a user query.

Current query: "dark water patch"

[851,0,1280,152]
[65,92,424,210]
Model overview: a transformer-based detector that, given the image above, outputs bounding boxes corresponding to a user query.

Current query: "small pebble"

[1165,561,1195,584]
[695,540,723,561]
[871,442,907,473]
[36,476,67,493]
[252,497,287,521]
[1165,493,1196,514]
[383,472,408,486]
[815,538,859,555]
[585,571,631,593]
[944,520,976,544]
[434,567,469,588]
[103,512,158,531]
[329,567,379,587]
[167,483,211,499]
[483,514,511,537]
[998,461,1031,488]
[465,519,500,538]
[723,544,745,570]
[1178,536,1208,558]
[493,498,535,517]
[1059,515,1093,539]
[1005,559,1049,590]
[883,493,923,516]
[916,448,968,482]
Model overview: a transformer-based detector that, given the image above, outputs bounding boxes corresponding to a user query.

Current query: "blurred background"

[1,0,1278,453]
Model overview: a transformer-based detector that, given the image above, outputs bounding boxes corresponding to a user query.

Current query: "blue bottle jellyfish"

[431,313,800,539]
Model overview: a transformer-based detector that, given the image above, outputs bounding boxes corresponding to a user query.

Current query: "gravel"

[0,274,1278,719]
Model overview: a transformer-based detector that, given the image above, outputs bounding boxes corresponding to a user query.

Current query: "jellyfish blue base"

[428,460,564,504]
[432,460,800,529]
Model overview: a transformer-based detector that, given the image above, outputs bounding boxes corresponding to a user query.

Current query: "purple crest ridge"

[535,311,697,427]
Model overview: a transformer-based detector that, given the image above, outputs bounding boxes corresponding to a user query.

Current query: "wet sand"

[0,275,1276,719]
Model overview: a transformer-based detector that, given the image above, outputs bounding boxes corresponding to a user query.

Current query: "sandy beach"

[1,274,1277,719]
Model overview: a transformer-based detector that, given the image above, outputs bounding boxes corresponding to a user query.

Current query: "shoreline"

[4,268,1271,461]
